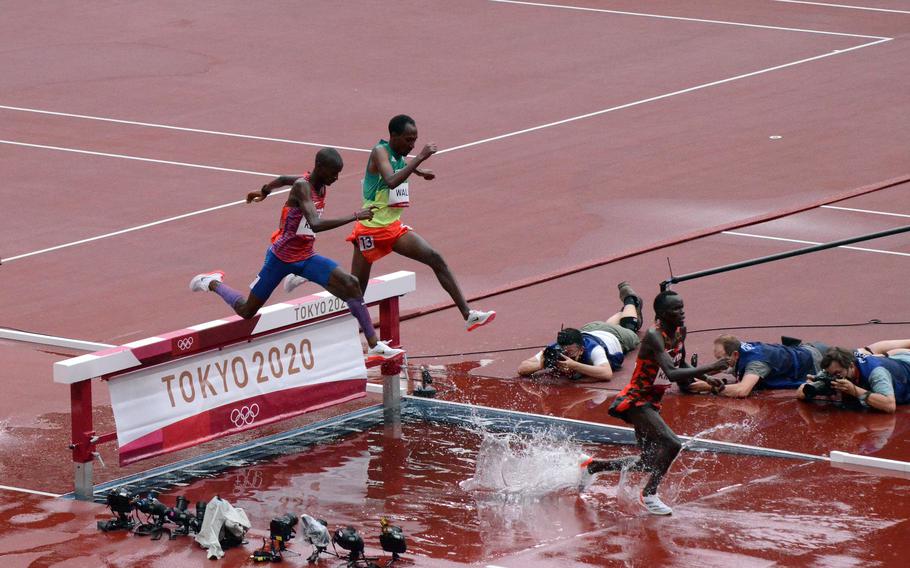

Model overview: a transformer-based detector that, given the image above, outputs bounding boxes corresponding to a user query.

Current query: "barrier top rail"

[54,271,415,384]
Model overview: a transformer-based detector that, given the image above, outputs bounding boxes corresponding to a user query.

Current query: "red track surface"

[1,1,908,566]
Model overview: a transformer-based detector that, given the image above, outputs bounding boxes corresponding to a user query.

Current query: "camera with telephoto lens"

[542,344,564,370]
[97,488,136,532]
[135,491,168,518]
[165,496,204,537]
[803,372,837,400]
[270,513,298,550]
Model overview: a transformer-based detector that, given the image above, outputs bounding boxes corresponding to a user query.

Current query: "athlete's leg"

[623,405,682,496]
[322,267,380,349]
[392,231,471,319]
[587,454,641,474]
[211,281,266,319]
[191,258,278,320]
[297,255,402,358]
[350,246,374,296]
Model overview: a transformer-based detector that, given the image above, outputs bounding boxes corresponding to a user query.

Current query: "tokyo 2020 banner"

[108,317,367,465]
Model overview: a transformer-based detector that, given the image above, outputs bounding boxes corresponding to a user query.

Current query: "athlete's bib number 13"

[358,236,375,251]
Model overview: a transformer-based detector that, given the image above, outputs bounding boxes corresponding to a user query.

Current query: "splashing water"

[682,418,759,450]
[459,426,588,496]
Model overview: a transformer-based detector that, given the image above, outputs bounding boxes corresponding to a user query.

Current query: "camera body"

[803,372,837,400]
[97,488,137,532]
[270,513,298,549]
[135,492,168,518]
[542,344,564,370]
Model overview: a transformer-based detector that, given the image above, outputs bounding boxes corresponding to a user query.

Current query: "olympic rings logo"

[176,337,195,351]
[230,404,260,427]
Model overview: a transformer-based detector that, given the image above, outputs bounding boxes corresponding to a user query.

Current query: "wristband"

[858,391,871,407]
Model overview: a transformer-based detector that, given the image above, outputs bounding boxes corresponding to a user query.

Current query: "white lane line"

[0,328,113,351]
[0,105,371,153]
[489,0,891,39]
[439,37,890,154]
[723,231,910,257]
[0,40,894,262]
[2,188,290,263]
[0,139,276,177]
[774,0,910,15]
[0,484,62,498]
[822,205,910,218]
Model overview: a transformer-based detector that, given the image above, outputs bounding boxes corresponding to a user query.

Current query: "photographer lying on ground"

[685,335,829,397]
[796,347,910,413]
[516,282,644,382]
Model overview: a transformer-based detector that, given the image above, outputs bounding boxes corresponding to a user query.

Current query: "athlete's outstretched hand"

[354,206,379,221]
[707,357,731,374]
[247,187,269,203]
[417,143,437,161]
[416,168,435,180]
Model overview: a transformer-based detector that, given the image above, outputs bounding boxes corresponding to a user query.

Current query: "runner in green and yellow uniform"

[288,114,495,331]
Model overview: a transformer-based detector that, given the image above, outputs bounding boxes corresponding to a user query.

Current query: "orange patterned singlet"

[609,322,685,417]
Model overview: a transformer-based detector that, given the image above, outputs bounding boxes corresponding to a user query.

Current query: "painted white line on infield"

[774,0,910,15]
[2,189,290,263]
[439,37,891,154]
[723,231,910,257]
[0,328,113,351]
[0,105,371,153]
[0,139,277,177]
[822,205,910,218]
[489,0,891,39]
[0,484,62,498]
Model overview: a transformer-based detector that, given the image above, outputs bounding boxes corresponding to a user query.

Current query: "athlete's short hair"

[714,334,742,356]
[653,290,680,316]
[315,147,342,168]
[388,114,416,136]
[556,328,584,348]
[821,347,856,370]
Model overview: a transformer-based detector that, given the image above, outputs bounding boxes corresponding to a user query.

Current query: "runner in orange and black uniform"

[582,290,729,515]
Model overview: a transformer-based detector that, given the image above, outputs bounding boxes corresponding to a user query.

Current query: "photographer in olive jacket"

[797,347,910,413]
[517,282,643,382]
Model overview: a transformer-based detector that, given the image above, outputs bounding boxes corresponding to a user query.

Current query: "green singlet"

[361,139,407,228]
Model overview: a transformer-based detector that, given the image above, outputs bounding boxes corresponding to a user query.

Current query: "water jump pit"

[77,396,898,567]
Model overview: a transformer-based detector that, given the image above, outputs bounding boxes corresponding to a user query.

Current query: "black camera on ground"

[135,491,169,518]
[165,496,205,537]
[333,526,365,563]
[270,513,298,549]
[379,517,407,562]
[97,488,136,532]
[542,345,564,370]
[803,373,837,400]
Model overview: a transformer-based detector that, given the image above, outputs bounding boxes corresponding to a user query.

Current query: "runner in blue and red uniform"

[189,147,403,362]
[581,290,729,515]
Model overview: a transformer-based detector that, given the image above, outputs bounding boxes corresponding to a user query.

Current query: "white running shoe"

[189,270,224,292]
[466,309,496,332]
[640,492,673,516]
[366,340,405,362]
[283,274,308,293]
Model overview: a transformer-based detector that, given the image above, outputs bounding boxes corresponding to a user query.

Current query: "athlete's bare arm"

[247,175,302,203]
[290,180,376,233]
[369,143,437,189]
[642,329,728,384]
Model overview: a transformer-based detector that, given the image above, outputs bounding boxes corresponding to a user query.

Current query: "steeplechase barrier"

[54,271,415,500]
